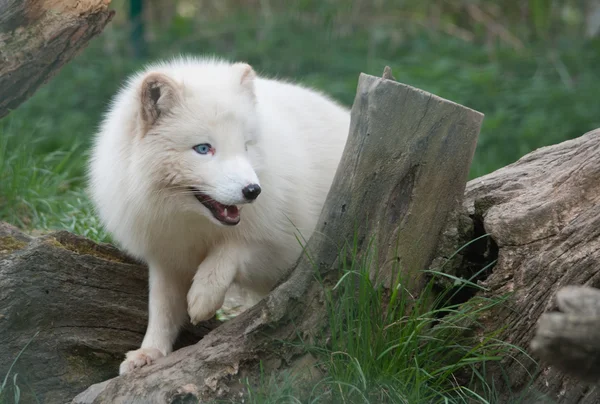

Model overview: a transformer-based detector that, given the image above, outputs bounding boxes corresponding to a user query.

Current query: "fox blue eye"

[193,143,213,155]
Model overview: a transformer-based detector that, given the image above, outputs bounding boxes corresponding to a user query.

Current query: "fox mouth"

[191,188,240,226]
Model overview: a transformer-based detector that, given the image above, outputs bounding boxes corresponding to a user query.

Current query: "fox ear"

[232,63,256,96]
[140,72,181,125]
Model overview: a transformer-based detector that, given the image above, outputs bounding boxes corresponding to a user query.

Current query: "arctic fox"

[88,57,350,374]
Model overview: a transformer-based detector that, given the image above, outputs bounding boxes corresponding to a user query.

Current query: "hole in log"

[459,215,498,283]
[434,213,498,313]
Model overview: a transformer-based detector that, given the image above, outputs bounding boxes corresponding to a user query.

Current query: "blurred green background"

[1,0,599,239]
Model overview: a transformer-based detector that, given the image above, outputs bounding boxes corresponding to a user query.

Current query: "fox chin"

[88,56,350,375]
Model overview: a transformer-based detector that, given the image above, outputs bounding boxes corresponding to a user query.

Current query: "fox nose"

[242,183,261,201]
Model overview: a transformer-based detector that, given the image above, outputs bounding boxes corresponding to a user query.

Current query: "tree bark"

[0,223,219,403]
[431,129,600,402]
[70,70,483,403]
[0,0,115,119]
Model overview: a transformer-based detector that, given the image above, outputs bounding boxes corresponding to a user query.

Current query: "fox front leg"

[119,262,189,375]
[187,243,242,324]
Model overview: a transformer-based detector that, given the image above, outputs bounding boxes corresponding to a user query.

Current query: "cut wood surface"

[0,223,219,403]
[70,70,483,403]
[0,0,114,119]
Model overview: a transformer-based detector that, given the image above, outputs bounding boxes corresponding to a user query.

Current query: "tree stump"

[0,0,114,119]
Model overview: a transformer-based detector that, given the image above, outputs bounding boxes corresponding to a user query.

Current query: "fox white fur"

[88,57,350,374]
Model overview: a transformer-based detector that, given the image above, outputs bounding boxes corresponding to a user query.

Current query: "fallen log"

[0,0,114,119]
[0,223,219,403]
[432,129,600,402]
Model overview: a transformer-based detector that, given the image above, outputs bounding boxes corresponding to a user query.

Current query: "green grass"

[232,235,543,403]
[318,246,503,402]
[0,128,110,242]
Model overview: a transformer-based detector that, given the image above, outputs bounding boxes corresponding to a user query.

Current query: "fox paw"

[187,281,225,325]
[119,347,164,375]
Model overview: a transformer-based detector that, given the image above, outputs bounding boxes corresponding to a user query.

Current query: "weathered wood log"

[0,223,219,403]
[531,285,600,382]
[0,0,114,119]
[431,129,600,402]
[71,70,483,403]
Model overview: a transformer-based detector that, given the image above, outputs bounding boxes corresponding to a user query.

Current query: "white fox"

[88,57,350,374]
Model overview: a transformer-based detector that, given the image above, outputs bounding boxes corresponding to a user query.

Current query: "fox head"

[132,61,263,226]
